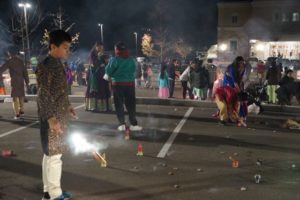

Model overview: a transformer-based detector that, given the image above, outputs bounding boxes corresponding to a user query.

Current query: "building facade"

[218,0,300,62]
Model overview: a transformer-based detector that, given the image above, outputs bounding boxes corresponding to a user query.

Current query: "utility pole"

[134,32,138,56]
[98,23,103,43]
[18,2,31,67]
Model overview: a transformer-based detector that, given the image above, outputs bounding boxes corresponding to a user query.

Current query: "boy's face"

[50,42,71,59]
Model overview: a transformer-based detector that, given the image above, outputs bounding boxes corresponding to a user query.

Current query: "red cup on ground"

[232,160,239,168]
[2,149,14,157]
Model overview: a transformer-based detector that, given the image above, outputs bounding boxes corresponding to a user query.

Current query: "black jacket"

[191,66,210,88]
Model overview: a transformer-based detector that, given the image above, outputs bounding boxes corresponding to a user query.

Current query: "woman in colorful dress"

[158,63,169,98]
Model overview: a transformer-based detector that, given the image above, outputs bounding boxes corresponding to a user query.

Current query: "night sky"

[0,0,219,57]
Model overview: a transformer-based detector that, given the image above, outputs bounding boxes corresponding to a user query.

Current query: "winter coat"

[179,66,191,82]
[257,63,265,74]
[279,75,294,87]
[205,63,217,85]
[266,66,281,85]
[105,56,136,84]
[191,66,210,89]
[167,63,176,80]
[0,56,29,97]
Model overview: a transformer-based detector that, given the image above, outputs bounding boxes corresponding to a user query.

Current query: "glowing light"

[18,3,31,8]
[255,44,265,51]
[69,133,107,154]
[250,39,257,43]
[219,44,227,51]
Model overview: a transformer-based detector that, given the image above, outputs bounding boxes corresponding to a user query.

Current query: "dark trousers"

[40,119,49,155]
[181,81,194,99]
[169,79,175,98]
[113,85,138,126]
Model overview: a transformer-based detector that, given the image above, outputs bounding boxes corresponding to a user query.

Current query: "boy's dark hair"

[115,42,127,51]
[7,46,20,56]
[49,30,72,50]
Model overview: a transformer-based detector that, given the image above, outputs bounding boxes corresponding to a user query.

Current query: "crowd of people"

[154,55,299,127]
[0,27,299,199]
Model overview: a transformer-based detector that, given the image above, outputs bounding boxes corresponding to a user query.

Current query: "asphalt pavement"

[0,99,300,200]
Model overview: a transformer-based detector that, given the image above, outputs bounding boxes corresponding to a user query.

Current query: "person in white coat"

[179,62,194,99]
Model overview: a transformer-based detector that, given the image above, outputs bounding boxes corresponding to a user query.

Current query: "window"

[282,13,289,22]
[230,40,238,52]
[231,15,238,24]
[292,12,299,22]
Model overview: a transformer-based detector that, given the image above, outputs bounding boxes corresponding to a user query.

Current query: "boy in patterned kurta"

[37,30,76,200]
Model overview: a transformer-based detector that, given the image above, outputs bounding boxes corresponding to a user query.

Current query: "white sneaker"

[130,125,143,131]
[117,124,126,131]
[14,115,20,120]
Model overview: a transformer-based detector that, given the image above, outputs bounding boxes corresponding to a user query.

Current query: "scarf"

[115,49,129,58]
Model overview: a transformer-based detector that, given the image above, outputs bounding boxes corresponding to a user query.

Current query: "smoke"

[244,18,272,41]
[69,133,108,155]
[0,20,12,63]
[69,48,90,63]
[57,0,218,51]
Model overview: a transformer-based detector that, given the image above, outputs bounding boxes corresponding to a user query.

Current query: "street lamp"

[219,43,228,51]
[18,2,31,67]
[133,32,138,56]
[98,23,103,43]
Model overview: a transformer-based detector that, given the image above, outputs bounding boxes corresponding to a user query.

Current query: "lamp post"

[98,23,103,43]
[134,32,138,56]
[18,2,31,66]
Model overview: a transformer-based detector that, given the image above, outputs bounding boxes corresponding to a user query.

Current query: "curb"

[1,95,300,115]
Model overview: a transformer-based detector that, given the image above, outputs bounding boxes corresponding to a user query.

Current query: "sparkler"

[93,151,107,167]
[69,133,108,167]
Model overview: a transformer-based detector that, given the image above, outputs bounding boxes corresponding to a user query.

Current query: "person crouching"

[214,86,240,125]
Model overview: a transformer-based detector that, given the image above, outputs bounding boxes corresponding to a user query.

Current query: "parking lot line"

[157,107,194,158]
[0,104,85,139]
[0,121,39,138]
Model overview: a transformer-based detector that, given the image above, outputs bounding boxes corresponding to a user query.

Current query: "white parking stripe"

[0,122,39,138]
[157,107,194,158]
[0,104,85,139]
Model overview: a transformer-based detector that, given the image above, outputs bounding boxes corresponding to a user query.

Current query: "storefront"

[250,40,300,61]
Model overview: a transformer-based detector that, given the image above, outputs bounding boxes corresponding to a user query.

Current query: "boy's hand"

[68,106,78,119]
[48,117,63,134]
[103,74,110,81]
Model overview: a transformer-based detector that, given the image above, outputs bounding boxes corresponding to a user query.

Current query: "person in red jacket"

[256,60,265,85]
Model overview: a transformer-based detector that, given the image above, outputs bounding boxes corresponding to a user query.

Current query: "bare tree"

[141,33,157,57]
[174,38,193,59]
[0,0,49,64]
[40,3,79,56]
[149,0,172,62]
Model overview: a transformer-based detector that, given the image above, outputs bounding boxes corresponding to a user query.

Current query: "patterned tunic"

[36,55,70,156]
